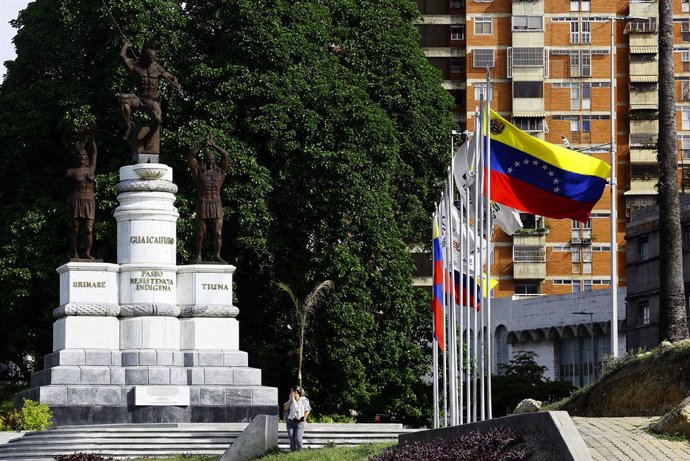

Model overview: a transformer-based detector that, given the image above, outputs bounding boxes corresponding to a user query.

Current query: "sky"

[0,0,31,80]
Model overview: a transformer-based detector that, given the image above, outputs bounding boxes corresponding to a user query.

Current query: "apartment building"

[414,0,671,299]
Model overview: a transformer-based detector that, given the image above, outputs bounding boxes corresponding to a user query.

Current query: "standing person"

[283,386,311,451]
[186,137,230,263]
[65,135,97,260]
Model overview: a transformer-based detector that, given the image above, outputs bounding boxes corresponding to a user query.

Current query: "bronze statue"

[187,138,230,263]
[65,136,98,260]
[118,39,179,152]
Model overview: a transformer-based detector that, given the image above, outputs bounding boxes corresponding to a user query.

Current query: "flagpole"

[477,95,486,422]
[484,67,493,420]
[432,208,440,429]
[441,192,448,427]
[458,139,466,425]
[446,173,458,426]
[472,102,484,422]
[464,131,473,425]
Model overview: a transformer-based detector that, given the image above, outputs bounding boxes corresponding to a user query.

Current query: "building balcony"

[629,178,659,191]
[630,119,659,134]
[513,98,544,113]
[422,47,464,58]
[629,34,658,48]
[512,234,546,280]
[630,61,659,77]
[629,90,658,106]
[630,133,657,148]
[630,148,657,163]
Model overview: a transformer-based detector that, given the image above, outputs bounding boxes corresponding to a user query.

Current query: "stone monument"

[16,42,278,425]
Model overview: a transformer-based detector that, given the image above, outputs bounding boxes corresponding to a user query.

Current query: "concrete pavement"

[573,417,690,461]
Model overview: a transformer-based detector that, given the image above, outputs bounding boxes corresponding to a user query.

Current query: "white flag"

[492,202,523,236]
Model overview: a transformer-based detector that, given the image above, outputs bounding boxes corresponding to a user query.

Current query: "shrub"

[18,399,52,430]
[54,454,115,461]
[371,427,526,461]
[0,408,22,431]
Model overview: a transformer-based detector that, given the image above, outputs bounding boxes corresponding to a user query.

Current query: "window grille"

[473,49,494,68]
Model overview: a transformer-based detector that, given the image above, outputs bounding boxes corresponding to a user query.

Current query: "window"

[451,24,465,40]
[582,118,591,132]
[572,281,582,293]
[570,21,580,44]
[683,107,690,131]
[571,85,580,110]
[450,0,465,7]
[682,21,690,41]
[474,82,492,100]
[475,17,493,35]
[639,300,650,325]
[570,119,580,132]
[683,50,690,63]
[515,283,540,295]
[513,81,543,98]
[451,57,466,73]
[512,117,545,132]
[581,50,591,77]
[682,80,690,101]
[582,83,591,110]
[639,237,650,261]
[513,245,546,262]
[682,136,690,159]
[583,280,593,292]
[571,247,581,263]
[495,326,509,375]
[570,51,580,77]
[684,0,690,13]
[512,16,543,31]
[512,47,544,66]
[570,0,589,11]
[581,21,591,44]
[473,49,494,68]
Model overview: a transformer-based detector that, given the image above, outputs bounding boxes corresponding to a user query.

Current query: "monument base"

[41,404,278,426]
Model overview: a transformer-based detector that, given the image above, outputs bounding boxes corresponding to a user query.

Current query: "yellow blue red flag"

[487,110,610,222]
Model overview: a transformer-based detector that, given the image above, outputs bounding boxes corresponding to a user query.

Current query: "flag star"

[548,171,555,177]
[542,165,548,170]
[507,167,513,174]
[554,187,560,193]
[532,160,539,165]
[523,159,530,165]
[514,161,521,167]
[553,178,560,184]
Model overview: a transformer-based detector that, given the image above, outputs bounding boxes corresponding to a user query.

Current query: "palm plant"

[275,280,334,387]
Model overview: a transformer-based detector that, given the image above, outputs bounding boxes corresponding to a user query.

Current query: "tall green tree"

[658,0,689,342]
[0,0,454,423]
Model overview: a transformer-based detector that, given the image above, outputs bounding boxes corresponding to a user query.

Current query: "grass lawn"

[132,444,393,461]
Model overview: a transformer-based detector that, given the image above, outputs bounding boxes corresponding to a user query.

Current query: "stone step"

[0,423,414,459]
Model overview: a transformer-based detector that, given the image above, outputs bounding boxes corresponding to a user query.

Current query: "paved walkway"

[573,417,690,461]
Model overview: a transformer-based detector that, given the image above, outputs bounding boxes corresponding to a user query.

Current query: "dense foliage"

[492,351,574,417]
[371,427,527,461]
[0,0,454,423]
[0,399,53,431]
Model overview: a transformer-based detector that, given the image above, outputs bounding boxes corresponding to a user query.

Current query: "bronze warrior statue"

[65,136,98,260]
[118,39,179,149]
[187,139,230,263]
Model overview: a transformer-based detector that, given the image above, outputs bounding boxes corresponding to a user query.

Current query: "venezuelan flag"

[432,218,445,350]
[487,110,611,223]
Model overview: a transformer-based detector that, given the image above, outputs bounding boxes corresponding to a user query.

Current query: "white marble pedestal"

[18,162,278,425]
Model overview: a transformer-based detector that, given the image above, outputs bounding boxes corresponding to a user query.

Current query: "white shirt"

[286,396,311,420]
